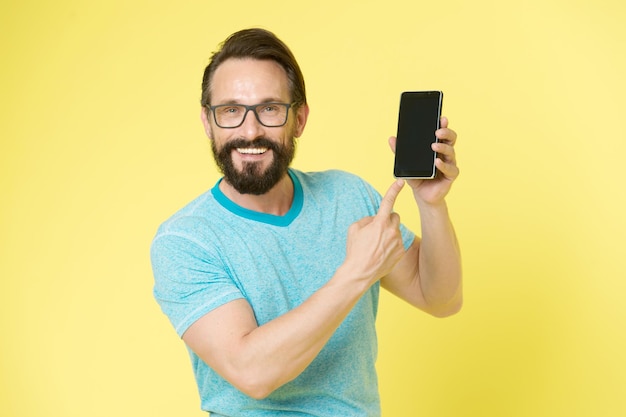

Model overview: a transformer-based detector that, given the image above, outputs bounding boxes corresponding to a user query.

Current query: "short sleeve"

[151,232,244,337]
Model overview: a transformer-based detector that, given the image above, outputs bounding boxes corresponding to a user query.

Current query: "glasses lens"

[214,105,246,128]
[255,103,288,127]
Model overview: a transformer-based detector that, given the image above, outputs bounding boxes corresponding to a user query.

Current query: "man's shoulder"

[153,188,219,238]
[291,169,380,210]
[292,168,368,189]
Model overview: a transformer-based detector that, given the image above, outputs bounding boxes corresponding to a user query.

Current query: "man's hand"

[343,179,407,285]
[389,116,459,206]
[383,116,463,317]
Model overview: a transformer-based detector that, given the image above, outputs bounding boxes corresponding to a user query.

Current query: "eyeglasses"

[207,102,293,128]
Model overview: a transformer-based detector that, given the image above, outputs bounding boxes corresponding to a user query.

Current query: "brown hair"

[200,28,307,109]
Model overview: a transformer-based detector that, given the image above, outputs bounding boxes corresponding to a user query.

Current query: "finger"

[436,117,457,146]
[435,157,460,180]
[354,216,375,227]
[388,136,397,154]
[436,128,457,146]
[432,142,456,164]
[377,179,405,220]
[389,212,401,228]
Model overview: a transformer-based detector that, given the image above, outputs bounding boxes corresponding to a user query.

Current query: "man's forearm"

[417,200,463,316]
[231,265,370,398]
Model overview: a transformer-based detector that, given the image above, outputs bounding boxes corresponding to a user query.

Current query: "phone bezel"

[393,90,443,179]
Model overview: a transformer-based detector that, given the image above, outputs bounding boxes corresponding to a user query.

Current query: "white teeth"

[237,147,268,155]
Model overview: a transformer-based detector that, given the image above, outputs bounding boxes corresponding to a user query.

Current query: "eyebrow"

[213,97,288,106]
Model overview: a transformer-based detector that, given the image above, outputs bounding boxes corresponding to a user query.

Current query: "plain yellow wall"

[2,1,625,416]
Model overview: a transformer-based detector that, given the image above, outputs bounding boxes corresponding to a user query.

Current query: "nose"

[239,107,265,139]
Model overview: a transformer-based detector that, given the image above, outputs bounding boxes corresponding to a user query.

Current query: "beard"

[211,136,296,195]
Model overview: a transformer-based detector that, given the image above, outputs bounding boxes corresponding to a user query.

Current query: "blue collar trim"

[211,169,303,227]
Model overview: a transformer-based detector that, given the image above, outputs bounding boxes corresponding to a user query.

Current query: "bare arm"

[382,202,462,317]
[182,181,407,399]
[382,116,463,317]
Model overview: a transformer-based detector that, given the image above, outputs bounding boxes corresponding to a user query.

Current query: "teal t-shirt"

[151,169,415,416]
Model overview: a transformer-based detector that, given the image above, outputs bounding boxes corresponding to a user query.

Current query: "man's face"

[202,58,308,195]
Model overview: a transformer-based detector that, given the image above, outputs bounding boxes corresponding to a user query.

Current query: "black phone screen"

[393,91,443,178]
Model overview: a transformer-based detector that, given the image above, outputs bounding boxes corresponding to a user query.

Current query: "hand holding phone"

[393,91,443,179]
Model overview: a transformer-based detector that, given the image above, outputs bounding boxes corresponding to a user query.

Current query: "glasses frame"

[207,102,294,129]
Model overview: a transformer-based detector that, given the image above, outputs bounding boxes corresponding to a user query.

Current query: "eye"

[216,106,242,116]
[259,104,280,113]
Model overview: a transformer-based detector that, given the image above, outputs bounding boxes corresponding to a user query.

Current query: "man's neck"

[219,173,294,216]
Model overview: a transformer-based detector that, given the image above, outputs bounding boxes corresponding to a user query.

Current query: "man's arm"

[381,204,462,317]
[382,116,463,317]
[182,181,407,400]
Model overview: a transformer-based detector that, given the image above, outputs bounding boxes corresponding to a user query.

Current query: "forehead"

[211,58,290,104]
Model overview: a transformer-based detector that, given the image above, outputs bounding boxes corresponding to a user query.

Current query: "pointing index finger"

[377,179,405,219]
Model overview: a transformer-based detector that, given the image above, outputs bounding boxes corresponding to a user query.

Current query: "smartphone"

[393,91,443,179]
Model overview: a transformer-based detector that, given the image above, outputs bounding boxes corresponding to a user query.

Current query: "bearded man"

[151,28,462,417]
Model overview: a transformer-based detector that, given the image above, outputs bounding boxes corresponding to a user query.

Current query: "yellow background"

[2,0,625,416]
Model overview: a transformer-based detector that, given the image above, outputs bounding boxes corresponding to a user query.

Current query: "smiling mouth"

[237,147,269,155]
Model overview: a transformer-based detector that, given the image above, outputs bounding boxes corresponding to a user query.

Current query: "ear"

[200,107,214,139]
[293,104,310,138]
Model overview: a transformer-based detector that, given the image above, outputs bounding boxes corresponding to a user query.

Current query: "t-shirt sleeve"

[151,231,245,338]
